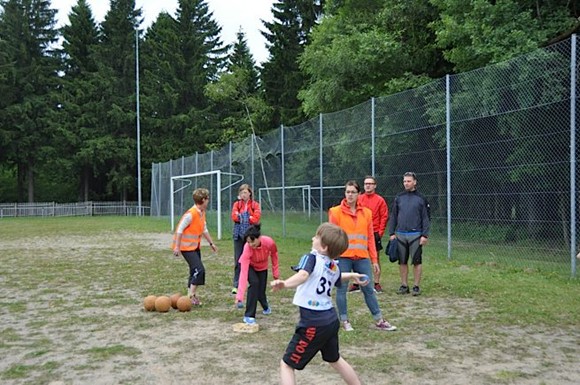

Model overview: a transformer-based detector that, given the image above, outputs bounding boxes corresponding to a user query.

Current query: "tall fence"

[152,36,579,277]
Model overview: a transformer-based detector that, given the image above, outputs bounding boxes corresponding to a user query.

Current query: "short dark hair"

[244,224,262,241]
[403,171,417,180]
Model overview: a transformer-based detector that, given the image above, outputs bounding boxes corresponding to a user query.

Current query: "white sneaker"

[342,320,354,331]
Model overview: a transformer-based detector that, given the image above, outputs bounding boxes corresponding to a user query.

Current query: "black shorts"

[282,319,340,370]
[396,233,422,265]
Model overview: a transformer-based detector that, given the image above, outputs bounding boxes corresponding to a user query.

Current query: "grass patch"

[0,216,578,384]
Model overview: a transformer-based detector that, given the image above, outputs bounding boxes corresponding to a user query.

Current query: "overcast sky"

[51,0,275,64]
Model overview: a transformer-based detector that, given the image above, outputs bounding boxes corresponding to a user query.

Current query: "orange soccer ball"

[143,295,157,311]
[155,296,172,312]
[170,293,182,309]
[176,296,192,312]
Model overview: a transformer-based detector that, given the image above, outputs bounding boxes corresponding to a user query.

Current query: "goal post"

[170,170,243,240]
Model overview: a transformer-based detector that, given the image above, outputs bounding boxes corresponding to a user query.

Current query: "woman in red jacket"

[231,184,261,294]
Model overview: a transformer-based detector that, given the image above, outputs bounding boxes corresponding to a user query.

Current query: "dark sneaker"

[348,284,360,293]
[397,285,410,295]
[374,283,383,293]
[412,286,421,296]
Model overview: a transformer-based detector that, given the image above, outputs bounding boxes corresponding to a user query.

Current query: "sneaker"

[262,307,272,315]
[412,286,421,296]
[374,283,383,293]
[397,285,410,295]
[348,284,360,293]
[236,301,244,309]
[243,316,256,325]
[342,320,354,332]
[190,295,202,306]
[375,319,397,331]
[231,288,238,295]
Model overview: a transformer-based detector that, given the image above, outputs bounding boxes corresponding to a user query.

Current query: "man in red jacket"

[357,175,389,293]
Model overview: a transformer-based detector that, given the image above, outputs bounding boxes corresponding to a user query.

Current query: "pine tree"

[260,0,324,127]
[94,0,142,200]
[59,0,104,201]
[139,0,227,158]
[0,0,61,202]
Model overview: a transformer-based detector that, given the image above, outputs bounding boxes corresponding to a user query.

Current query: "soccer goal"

[258,185,312,217]
[170,170,244,240]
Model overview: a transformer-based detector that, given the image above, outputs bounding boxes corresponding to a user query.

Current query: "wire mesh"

[152,37,579,276]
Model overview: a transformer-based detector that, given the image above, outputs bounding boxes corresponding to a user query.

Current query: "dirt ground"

[1,231,579,385]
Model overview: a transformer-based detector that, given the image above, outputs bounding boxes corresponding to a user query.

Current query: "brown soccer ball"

[155,296,172,312]
[176,296,192,312]
[143,295,157,311]
[170,293,182,309]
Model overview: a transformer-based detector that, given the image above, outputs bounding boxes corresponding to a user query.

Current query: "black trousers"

[245,267,269,318]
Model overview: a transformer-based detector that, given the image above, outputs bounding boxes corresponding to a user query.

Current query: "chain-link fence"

[152,36,579,277]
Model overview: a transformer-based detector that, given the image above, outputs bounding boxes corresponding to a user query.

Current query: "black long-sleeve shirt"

[388,190,430,237]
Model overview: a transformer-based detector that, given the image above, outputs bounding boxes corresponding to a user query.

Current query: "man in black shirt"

[388,172,430,296]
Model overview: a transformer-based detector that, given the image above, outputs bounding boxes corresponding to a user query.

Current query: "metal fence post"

[570,34,577,278]
[319,113,324,223]
[371,97,376,176]
[446,75,452,261]
[281,124,286,237]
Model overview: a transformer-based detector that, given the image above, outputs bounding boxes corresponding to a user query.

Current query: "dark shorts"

[182,249,205,286]
[282,319,340,370]
[396,233,422,265]
[374,232,383,253]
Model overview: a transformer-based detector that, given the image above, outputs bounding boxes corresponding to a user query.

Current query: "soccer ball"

[176,296,192,312]
[155,296,172,312]
[143,295,157,311]
[170,293,181,309]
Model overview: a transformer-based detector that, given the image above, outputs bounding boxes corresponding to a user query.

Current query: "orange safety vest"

[328,200,377,263]
[172,207,205,251]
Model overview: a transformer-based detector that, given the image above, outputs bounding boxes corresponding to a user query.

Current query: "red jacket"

[358,192,388,237]
[231,199,261,224]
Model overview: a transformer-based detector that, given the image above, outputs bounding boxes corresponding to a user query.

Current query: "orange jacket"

[328,199,378,264]
[172,207,205,251]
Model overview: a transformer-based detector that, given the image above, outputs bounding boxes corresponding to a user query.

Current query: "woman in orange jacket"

[172,188,218,305]
[329,180,396,332]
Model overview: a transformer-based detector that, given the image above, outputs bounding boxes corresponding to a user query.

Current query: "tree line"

[0,0,577,203]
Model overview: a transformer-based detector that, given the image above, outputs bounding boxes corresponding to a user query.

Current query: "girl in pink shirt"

[235,224,280,324]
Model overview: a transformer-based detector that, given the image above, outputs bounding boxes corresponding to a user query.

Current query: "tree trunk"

[27,161,34,203]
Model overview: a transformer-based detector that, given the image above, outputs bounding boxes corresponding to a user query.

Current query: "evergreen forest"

[0,0,577,203]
